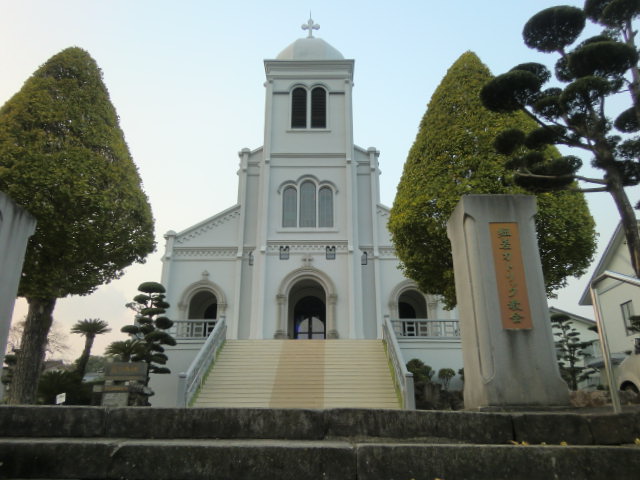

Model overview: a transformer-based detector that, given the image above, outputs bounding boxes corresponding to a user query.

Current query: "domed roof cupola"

[276,18,344,60]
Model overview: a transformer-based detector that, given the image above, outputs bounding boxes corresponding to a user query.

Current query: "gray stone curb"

[2,438,639,480]
[357,444,640,480]
[1,406,639,445]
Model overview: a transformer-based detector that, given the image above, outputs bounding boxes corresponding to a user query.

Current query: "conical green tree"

[0,47,155,404]
[71,319,110,380]
[389,51,597,308]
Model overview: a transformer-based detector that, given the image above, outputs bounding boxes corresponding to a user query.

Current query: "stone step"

[2,406,639,479]
[2,407,639,445]
[2,437,639,480]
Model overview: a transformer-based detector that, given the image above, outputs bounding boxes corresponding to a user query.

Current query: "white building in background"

[151,22,461,406]
[578,221,640,392]
[579,221,640,357]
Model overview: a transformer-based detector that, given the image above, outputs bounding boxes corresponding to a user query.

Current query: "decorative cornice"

[379,247,397,258]
[176,207,241,244]
[271,153,346,159]
[377,205,391,218]
[173,248,237,259]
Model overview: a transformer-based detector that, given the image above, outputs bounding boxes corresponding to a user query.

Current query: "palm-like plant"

[104,339,144,362]
[70,319,110,380]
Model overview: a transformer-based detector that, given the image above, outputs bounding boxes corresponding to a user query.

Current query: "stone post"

[446,195,568,409]
[0,192,36,398]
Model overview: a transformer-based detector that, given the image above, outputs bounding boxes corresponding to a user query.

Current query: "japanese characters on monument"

[489,222,532,330]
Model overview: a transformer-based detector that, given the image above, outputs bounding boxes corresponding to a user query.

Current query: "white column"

[274,294,287,338]
[327,293,338,339]
[231,148,250,339]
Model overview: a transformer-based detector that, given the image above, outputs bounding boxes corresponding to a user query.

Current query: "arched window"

[187,291,218,337]
[281,181,334,228]
[290,86,327,129]
[291,87,307,128]
[282,186,297,227]
[398,290,427,318]
[311,87,326,128]
[188,291,218,319]
[299,181,316,227]
[318,186,333,227]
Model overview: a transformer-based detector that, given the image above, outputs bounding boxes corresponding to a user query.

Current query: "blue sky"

[2,0,638,359]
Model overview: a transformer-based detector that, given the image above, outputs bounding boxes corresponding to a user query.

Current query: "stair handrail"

[383,315,415,409]
[177,315,227,407]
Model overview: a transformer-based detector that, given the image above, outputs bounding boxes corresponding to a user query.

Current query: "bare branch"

[578,187,609,193]
[516,170,608,185]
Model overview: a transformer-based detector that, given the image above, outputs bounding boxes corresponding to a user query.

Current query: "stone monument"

[101,362,152,406]
[0,192,36,400]
[447,195,569,409]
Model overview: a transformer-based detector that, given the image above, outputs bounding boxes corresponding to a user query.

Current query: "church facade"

[153,22,460,406]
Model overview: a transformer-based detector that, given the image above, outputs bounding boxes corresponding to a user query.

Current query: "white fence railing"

[170,319,217,339]
[177,316,226,407]
[390,319,460,338]
[383,316,415,410]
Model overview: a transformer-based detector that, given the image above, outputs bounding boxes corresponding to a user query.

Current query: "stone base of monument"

[447,195,570,410]
[100,362,153,407]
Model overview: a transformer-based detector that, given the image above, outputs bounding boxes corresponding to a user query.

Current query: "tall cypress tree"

[389,51,596,308]
[0,47,155,404]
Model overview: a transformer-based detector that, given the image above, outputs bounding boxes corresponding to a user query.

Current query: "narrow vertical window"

[311,87,326,128]
[318,186,333,227]
[299,181,316,227]
[291,87,307,128]
[282,186,297,227]
[621,300,635,334]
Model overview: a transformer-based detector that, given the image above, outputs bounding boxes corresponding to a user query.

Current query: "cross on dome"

[302,17,319,38]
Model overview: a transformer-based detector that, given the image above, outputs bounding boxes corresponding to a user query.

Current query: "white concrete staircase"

[193,339,400,409]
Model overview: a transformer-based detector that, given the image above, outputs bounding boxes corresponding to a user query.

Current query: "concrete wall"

[399,338,464,391]
[148,340,207,407]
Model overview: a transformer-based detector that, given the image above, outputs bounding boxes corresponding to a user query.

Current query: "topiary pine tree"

[551,313,595,390]
[118,281,176,386]
[437,368,456,391]
[389,51,597,308]
[481,2,640,278]
[0,47,155,404]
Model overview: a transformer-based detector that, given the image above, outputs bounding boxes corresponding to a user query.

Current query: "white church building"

[152,21,461,407]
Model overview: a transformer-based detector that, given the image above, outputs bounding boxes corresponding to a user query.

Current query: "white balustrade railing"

[170,319,217,339]
[177,316,227,407]
[383,316,415,410]
[391,318,460,338]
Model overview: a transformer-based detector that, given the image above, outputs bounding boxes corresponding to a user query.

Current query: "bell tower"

[247,20,366,339]
[262,19,355,157]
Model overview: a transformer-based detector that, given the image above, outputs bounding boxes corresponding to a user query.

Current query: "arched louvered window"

[318,186,333,227]
[291,87,307,128]
[299,181,316,227]
[283,186,297,227]
[311,87,326,128]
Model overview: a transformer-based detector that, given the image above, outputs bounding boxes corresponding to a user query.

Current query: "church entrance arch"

[293,295,326,339]
[276,268,338,339]
[291,284,326,339]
